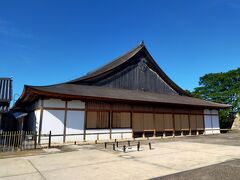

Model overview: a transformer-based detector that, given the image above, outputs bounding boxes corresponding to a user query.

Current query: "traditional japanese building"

[14,43,230,143]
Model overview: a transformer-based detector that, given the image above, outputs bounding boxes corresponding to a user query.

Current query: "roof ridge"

[87,43,144,75]
[67,43,144,83]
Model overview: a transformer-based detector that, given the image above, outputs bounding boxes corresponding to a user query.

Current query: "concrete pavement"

[1,135,240,179]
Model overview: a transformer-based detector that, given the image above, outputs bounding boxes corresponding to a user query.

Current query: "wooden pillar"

[203,110,206,135]
[0,114,2,130]
[63,101,68,143]
[38,99,44,144]
[163,113,166,137]
[130,111,134,138]
[153,114,156,137]
[109,111,112,139]
[83,110,87,141]
[188,113,191,135]
[172,113,175,137]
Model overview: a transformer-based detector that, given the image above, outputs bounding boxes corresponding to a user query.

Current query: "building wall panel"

[155,114,164,131]
[85,129,110,141]
[204,109,220,134]
[44,99,65,108]
[111,128,132,139]
[132,113,144,131]
[212,115,219,129]
[196,115,204,129]
[42,110,64,142]
[181,114,189,130]
[65,110,84,142]
[35,110,41,132]
[68,100,85,109]
[164,114,173,130]
[190,115,197,130]
[143,113,154,130]
[174,114,181,131]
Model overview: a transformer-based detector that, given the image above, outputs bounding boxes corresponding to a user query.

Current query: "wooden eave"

[15,85,231,110]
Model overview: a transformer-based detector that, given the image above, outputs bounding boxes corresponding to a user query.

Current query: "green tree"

[191,68,240,129]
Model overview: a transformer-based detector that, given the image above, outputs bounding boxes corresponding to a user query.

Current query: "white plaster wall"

[42,110,64,142]
[111,129,132,139]
[212,115,220,129]
[211,110,220,134]
[31,99,134,143]
[85,129,110,141]
[68,100,85,109]
[204,109,220,134]
[211,109,218,115]
[65,110,84,142]
[85,129,132,141]
[35,110,41,132]
[30,99,86,144]
[204,109,212,134]
[44,99,65,108]
[204,114,212,129]
[204,109,211,115]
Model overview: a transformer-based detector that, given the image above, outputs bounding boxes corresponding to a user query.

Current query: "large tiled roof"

[14,44,231,109]
[24,84,230,108]
[67,43,189,96]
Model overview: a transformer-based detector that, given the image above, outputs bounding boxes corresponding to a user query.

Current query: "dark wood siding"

[189,115,197,130]
[174,114,181,131]
[112,112,131,128]
[155,114,164,131]
[181,114,189,130]
[132,113,144,131]
[164,114,173,130]
[95,63,177,95]
[86,111,109,129]
[143,113,154,130]
[196,115,204,130]
[86,101,204,131]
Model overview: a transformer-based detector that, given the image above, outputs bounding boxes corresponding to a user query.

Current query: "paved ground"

[153,159,240,180]
[0,133,240,180]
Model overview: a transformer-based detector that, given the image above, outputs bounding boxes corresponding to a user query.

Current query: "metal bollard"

[116,141,118,147]
[128,140,130,146]
[137,141,140,151]
[113,143,115,151]
[48,131,52,148]
[104,142,107,149]
[74,141,76,145]
[123,145,126,153]
[34,132,37,149]
[149,142,152,150]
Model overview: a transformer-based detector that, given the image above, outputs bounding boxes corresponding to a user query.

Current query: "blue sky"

[0,0,240,103]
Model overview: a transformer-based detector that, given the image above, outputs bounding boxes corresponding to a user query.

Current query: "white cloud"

[0,19,34,39]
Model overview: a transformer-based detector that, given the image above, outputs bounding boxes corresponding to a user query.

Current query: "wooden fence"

[0,131,37,152]
[0,130,131,152]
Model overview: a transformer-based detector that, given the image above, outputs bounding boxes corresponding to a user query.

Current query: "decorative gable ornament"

[138,58,147,72]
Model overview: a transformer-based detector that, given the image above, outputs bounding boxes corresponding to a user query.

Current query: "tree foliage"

[191,68,240,129]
